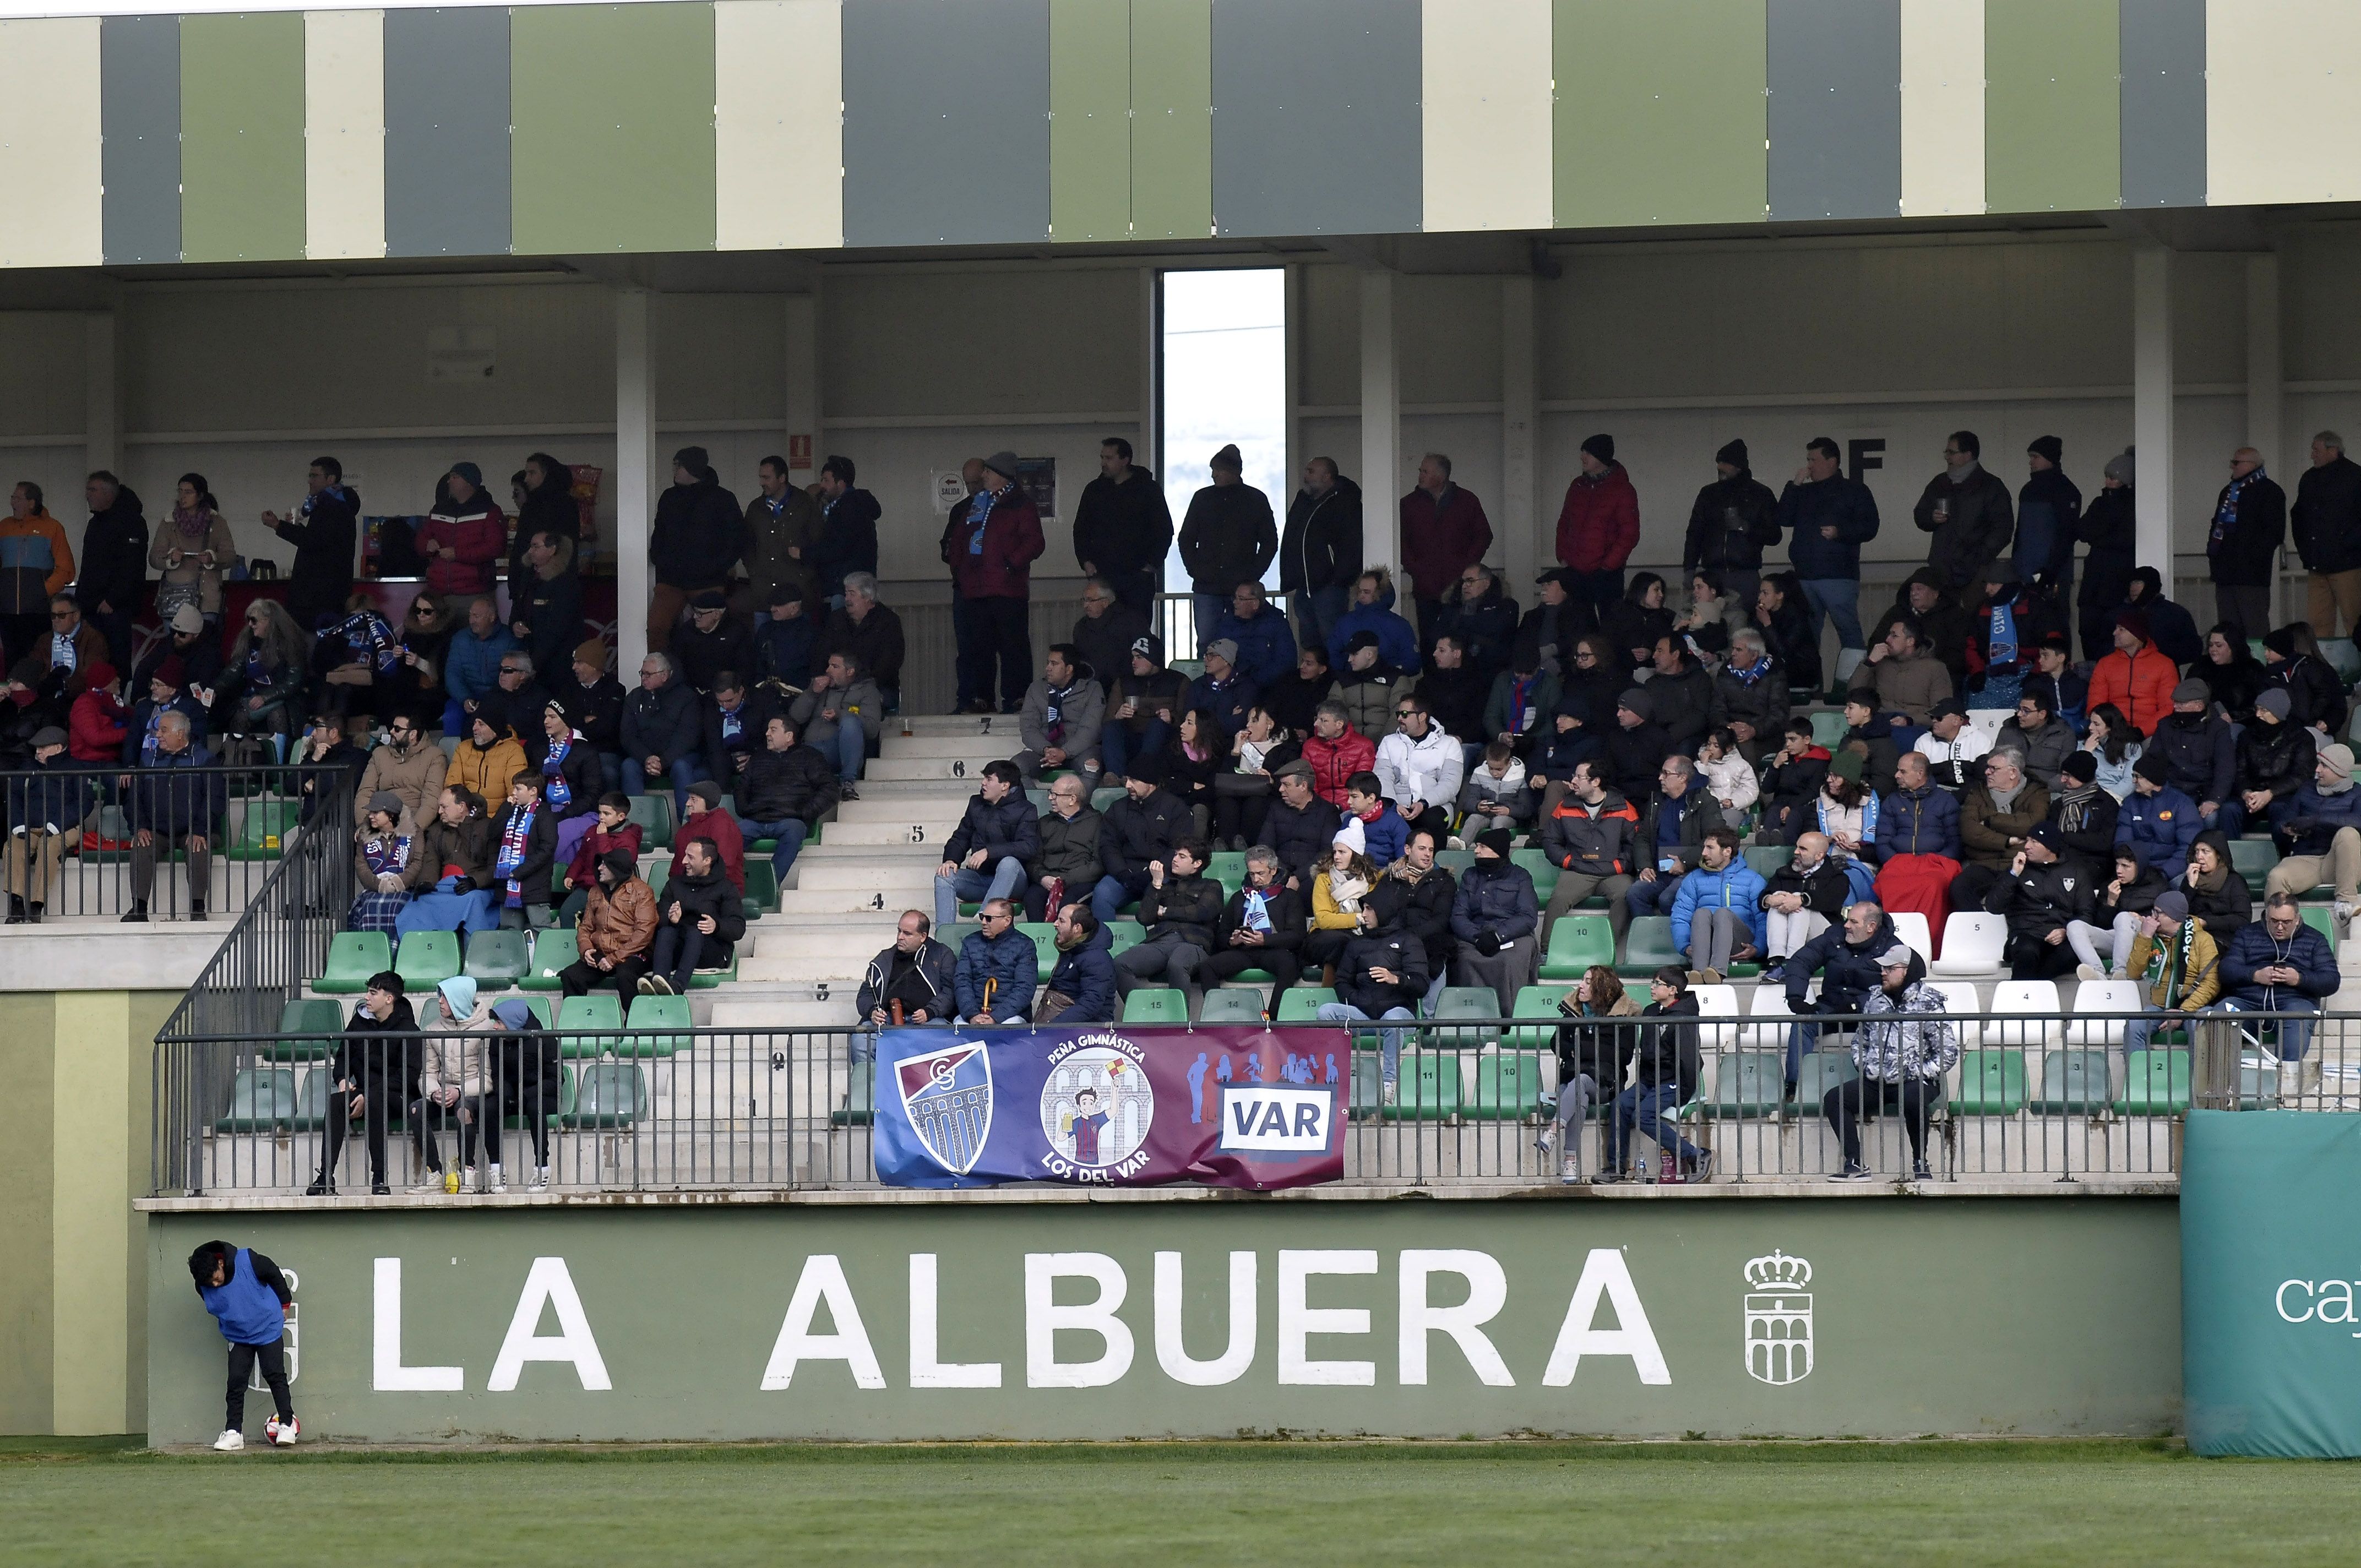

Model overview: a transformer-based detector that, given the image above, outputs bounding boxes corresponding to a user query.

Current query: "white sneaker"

[1380,1077,1399,1107]
[2075,965,2104,982]
[486,1166,507,1194]
[464,1166,482,1194]
[408,1179,442,1195]
[212,1429,244,1452]
[265,1415,298,1447]
[530,1167,550,1190]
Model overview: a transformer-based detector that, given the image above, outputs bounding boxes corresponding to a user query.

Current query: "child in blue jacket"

[189,1239,297,1451]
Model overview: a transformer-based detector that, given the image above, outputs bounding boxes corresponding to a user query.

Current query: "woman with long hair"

[1753,570,1823,695]
[218,599,312,758]
[2264,622,2349,735]
[2196,622,2266,722]
[1214,704,1300,850]
[1162,706,1222,838]
[1538,965,1638,1184]
[1811,749,1878,858]
[395,593,455,728]
[2080,702,2144,800]
[1304,839,1379,972]
[1600,571,1673,674]
[150,472,239,624]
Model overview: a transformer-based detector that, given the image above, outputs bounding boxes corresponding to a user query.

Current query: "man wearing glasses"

[1442,562,1520,686]
[954,900,1037,1027]
[1624,755,1728,923]
[2204,444,2288,639]
[2,594,107,717]
[1209,580,1298,689]
[1375,694,1462,840]
[1994,687,2072,790]
[355,713,450,830]
[1070,577,1146,697]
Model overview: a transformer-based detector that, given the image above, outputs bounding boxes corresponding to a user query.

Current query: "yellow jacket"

[2126,923,2221,1012]
[1311,870,1370,930]
[446,733,527,807]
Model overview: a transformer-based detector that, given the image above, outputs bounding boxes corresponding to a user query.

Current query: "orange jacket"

[2086,642,2178,734]
[0,509,73,614]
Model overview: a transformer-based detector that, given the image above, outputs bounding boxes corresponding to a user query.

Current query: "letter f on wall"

[374,1257,464,1391]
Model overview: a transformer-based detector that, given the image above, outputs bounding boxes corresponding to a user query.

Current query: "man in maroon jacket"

[1399,453,1492,665]
[1554,433,1641,623]
[940,450,1046,715]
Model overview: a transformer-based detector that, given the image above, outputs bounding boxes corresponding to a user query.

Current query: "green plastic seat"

[1348,1053,1385,1119]
[1743,845,1795,880]
[622,994,692,1056]
[1017,921,1060,981]
[463,928,531,986]
[1199,987,1266,1023]
[1122,988,1188,1025]
[556,993,624,1058]
[643,862,669,901]
[1509,847,1559,900]
[2031,1049,2113,1114]
[1276,986,1338,1022]
[1430,986,1502,1047]
[2301,905,2337,948]
[2237,1054,2287,1109]
[516,926,578,991]
[1024,786,1052,815]
[1207,850,1247,888]
[1089,786,1126,814]
[1793,1050,1858,1106]
[225,798,301,861]
[627,793,673,848]
[1470,1052,1545,1119]
[833,1062,876,1126]
[742,861,780,916]
[686,951,738,989]
[270,997,346,1060]
[501,1064,575,1130]
[1508,984,1565,1048]
[1809,710,1848,747]
[2226,836,2280,883]
[1541,914,1615,979]
[2112,1049,2191,1114]
[393,929,462,989]
[1433,848,1476,879]
[1383,1053,1462,1120]
[1616,915,1680,977]
[1106,920,1145,955]
[1948,1049,2028,1115]
[1705,1050,1786,1115]
[942,922,980,955]
[561,1061,646,1128]
[216,1068,300,1133]
[316,931,391,994]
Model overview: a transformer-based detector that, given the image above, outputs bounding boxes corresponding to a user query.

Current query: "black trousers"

[1197,945,1303,1007]
[319,1086,389,1187]
[1104,568,1158,617]
[1823,1076,1937,1167]
[953,594,1031,710]
[225,1338,292,1429]
[1948,863,2009,913]
[651,922,708,990]
[559,955,650,1001]
[2005,932,2079,981]
[1212,786,1275,847]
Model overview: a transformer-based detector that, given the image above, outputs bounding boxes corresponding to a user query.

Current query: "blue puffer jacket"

[2279,782,2361,858]
[1210,603,1298,690]
[443,623,518,708]
[1875,785,1960,861]
[1447,860,1539,943]
[955,928,1038,1022]
[1776,475,1881,580]
[2115,785,2201,880]
[1325,581,1422,672]
[1045,926,1118,1023]
[1670,860,1769,955]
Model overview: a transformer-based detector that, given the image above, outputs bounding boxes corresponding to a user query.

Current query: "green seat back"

[563,1061,646,1128]
[463,928,531,984]
[1509,847,1559,899]
[518,926,577,990]
[742,861,780,913]
[500,1063,574,1129]
[942,922,981,955]
[1743,845,1794,880]
[627,793,673,847]
[1541,914,1615,979]
[1948,1049,2028,1115]
[1708,1050,1786,1115]
[1089,786,1126,814]
[393,929,462,989]
[1017,922,1060,981]
[1207,851,1247,886]
[2226,836,2280,882]
[271,997,346,1060]
[2031,1049,2112,1114]
[622,994,692,1055]
[1433,848,1476,879]
[2113,1048,2191,1115]
[2302,905,2337,948]
[227,798,301,858]
[1793,1050,1858,1106]
[833,1062,877,1126]
[216,1068,299,1133]
[1809,710,1847,747]
[557,993,624,1058]
[1348,1053,1385,1119]
[1106,920,1146,955]
[1381,1053,1463,1120]
[1199,987,1266,1023]
[643,862,669,901]
[1616,916,1679,977]
[317,931,392,994]
[1122,988,1188,1025]
[1431,986,1502,1047]
[1508,984,1564,1048]
[1276,986,1337,1022]
[1470,1052,1544,1119]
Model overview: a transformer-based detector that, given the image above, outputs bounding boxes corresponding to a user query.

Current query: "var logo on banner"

[898,1042,994,1175]
[1216,1086,1334,1154]
[1742,1251,1814,1386]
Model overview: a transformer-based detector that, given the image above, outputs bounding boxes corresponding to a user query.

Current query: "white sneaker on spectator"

[211,1430,243,1452]
[486,1166,506,1194]
[265,1415,298,1446]
[1380,1077,1398,1107]
[2075,965,2104,981]
[530,1167,549,1190]
[407,1178,442,1195]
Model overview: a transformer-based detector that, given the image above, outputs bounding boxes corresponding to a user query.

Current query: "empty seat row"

[268,993,692,1059]
[215,1059,645,1133]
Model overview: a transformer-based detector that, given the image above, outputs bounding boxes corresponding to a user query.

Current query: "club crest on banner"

[896,1042,994,1174]
[1042,1043,1154,1170]
[1743,1250,1814,1386]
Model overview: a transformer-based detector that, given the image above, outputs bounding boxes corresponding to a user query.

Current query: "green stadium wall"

[144,1199,2180,1444]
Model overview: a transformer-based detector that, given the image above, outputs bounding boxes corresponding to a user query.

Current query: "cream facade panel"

[306,8,386,261]
[2207,0,2361,205]
[1898,0,1983,217]
[0,19,104,269]
[717,0,845,250]
[1421,0,1552,233]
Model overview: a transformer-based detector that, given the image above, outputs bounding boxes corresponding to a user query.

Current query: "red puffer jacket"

[1299,728,1377,809]
[1554,463,1640,573]
[69,687,129,763]
[415,502,507,598]
[940,484,1045,600]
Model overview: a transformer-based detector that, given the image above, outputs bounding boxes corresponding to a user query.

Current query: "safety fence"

[151,1003,2354,1199]
[1,761,340,921]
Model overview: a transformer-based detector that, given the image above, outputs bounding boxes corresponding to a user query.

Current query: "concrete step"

[833,794,972,825]
[818,819,963,847]
[830,781,978,807]
[890,715,1029,738]
[864,756,1018,783]
[710,997,867,1029]
[776,885,935,915]
[788,858,937,892]
[879,734,1030,760]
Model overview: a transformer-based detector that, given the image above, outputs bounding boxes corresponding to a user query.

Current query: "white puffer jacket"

[1375,723,1465,816]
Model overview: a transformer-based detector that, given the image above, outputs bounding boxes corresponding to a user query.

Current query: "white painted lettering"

[1153,1251,1257,1386]
[1026,1253,1135,1388]
[909,1253,1003,1388]
[486,1257,611,1392]
[2277,1279,2317,1323]
[372,1257,464,1392]
[1398,1250,1514,1387]
[1277,1249,1377,1386]
[759,1254,886,1391]
[2318,1279,2356,1325]
[1541,1248,1672,1386]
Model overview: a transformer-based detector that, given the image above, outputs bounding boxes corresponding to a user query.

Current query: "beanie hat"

[2264,627,2298,660]
[1829,749,1865,784]
[2134,752,2172,785]
[170,603,206,635]
[688,779,723,807]
[2028,434,2063,465]
[84,660,116,692]
[448,461,484,490]
[2152,891,2190,923]
[1209,443,1243,472]
[2104,448,2135,486]
[1475,827,1514,857]
[1333,816,1367,853]
[768,582,805,608]
[2255,687,2292,721]
[436,975,478,1019]
[1616,688,1649,716]
[2026,822,2061,851]
[2170,679,2208,705]
[152,655,186,689]
[689,588,727,611]
[1205,638,1241,665]
[574,638,610,673]
[2322,743,2356,781]
[2059,750,2098,784]
[1127,755,1166,787]
[1581,433,1615,464]
[1345,630,1381,655]
[601,846,638,881]
[672,445,709,474]
[491,999,536,1031]
[1129,633,1164,665]
[1716,438,1747,469]
[2114,608,2151,643]
[983,450,1021,482]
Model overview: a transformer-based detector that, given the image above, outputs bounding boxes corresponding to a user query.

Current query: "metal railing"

[151,1004,2353,1199]
[2,761,338,921]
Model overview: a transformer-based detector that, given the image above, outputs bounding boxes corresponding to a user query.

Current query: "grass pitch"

[5,1436,2355,1566]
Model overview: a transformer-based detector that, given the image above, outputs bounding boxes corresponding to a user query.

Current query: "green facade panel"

[1129,0,1211,242]
[177,13,306,263]
[1554,0,1765,227]
[1049,0,1132,243]
[1984,0,2120,214]
[511,3,717,255]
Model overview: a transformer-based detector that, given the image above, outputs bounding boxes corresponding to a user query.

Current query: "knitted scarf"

[2053,782,2103,835]
[169,504,213,543]
[496,803,538,904]
[2211,466,2265,549]
[542,732,577,810]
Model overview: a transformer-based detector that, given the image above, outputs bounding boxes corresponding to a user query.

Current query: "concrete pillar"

[1499,274,1538,589]
[1139,266,1163,590]
[84,312,116,479]
[614,289,655,676]
[784,291,820,477]
[1283,263,1304,515]
[2247,253,2287,622]
[1359,269,1401,580]
[2131,246,2175,580]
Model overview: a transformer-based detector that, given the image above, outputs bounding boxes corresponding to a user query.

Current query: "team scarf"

[363,832,412,879]
[2053,781,2103,834]
[1986,596,2020,673]
[2142,915,2196,1005]
[542,732,578,810]
[2211,465,2265,549]
[496,802,538,903]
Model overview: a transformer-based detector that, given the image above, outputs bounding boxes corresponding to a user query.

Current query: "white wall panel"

[716,0,844,250]
[304,9,386,262]
[1420,0,1552,234]
[1898,0,1983,217]
[2207,0,2361,206]
[0,19,104,269]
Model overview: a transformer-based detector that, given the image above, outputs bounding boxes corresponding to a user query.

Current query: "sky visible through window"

[1160,268,1285,594]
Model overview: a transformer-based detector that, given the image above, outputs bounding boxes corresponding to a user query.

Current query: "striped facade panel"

[1211,0,1421,238]
[2119,0,2204,209]
[0,19,104,269]
[1553,0,1765,228]
[385,7,511,258]
[179,12,308,263]
[1765,0,1901,222]
[2206,0,2361,206]
[511,3,717,256]
[841,0,1051,248]
[304,9,385,262]
[100,15,180,265]
[1984,0,2119,214]
[1898,0,1983,217]
[1128,0,1212,242]
[714,0,844,251]
[1421,0,1549,234]
[1048,0,1131,243]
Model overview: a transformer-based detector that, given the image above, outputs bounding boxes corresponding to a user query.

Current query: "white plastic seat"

[1889,911,1934,963]
[1930,912,2008,976]
[1745,983,1813,1049]
[2066,979,2145,1047]
[1963,710,2008,743]
[1990,979,2063,1047]
[1691,983,1740,1049]
[1925,979,1984,1049]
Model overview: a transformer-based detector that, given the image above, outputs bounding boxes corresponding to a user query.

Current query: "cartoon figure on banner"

[1043,1046,1154,1168]
[1743,1250,1814,1386]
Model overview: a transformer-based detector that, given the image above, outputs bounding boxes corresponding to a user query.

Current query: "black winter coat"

[1785,913,1898,1017]
[1983,857,2095,937]
[2014,466,2083,584]
[1370,866,1457,976]
[1683,469,1781,575]
[1098,788,1191,882]
[735,743,839,822]
[1335,919,1428,1017]
[77,485,149,620]
[1072,468,1175,584]
[943,792,1042,868]
[2293,455,2361,575]
[1630,997,1701,1096]
[2236,718,2316,803]
[1449,861,1538,943]
[2183,864,2253,945]
[1413,663,1488,743]
[2270,655,2348,737]
[1602,719,1671,803]
[489,803,559,909]
[1141,872,1225,948]
[649,471,745,588]
[270,484,358,628]
[1444,582,1521,681]
[659,868,749,964]
[1914,465,2015,592]
[1031,805,1104,887]
[1178,482,1277,595]
[2207,473,2287,586]
[621,679,701,769]
[1264,796,1341,888]
[1217,882,1306,952]
[1760,854,1849,918]
[333,997,420,1093]
[1554,999,1638,1085]
[1280,478,1362,594]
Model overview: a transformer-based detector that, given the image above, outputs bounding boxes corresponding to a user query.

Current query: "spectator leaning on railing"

[122,710,221,922]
